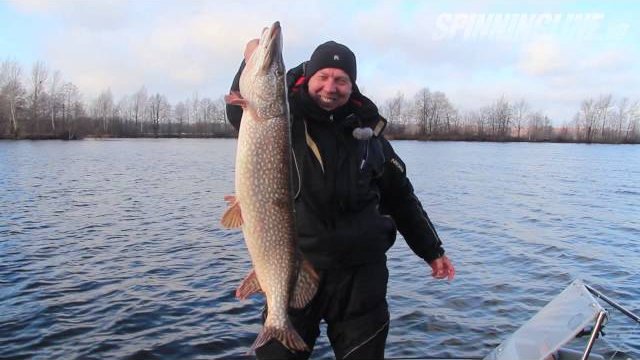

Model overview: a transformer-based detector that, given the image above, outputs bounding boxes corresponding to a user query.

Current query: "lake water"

[1,139,639,359]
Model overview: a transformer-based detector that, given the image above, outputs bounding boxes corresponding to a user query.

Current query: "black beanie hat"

[305,41,357,83]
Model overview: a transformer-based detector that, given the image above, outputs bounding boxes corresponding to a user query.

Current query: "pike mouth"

[269,21,281,41]
[258,21,283,72]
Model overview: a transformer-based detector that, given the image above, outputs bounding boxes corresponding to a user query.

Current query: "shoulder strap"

[290,115,307,199]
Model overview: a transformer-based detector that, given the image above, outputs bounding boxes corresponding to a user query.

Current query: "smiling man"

[227,40,455,360]
[304,42,355,111]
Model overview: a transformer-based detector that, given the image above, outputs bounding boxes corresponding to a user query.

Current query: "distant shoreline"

[2,134,637,145]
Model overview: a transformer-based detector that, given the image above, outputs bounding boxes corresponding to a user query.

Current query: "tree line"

[1,58,639,143]
[380,89,640,143]
[0,59,233,139]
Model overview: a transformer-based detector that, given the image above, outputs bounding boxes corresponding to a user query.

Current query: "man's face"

[307,68,353,111]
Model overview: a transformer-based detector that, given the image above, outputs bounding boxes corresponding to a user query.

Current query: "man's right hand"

[428,255,455,281]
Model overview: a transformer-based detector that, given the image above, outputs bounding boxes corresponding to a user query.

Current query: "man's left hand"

[428,255,455,281]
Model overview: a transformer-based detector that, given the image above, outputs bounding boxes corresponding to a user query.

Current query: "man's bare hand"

[429,255,455,281]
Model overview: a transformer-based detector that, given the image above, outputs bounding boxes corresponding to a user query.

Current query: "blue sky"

[1,0,638,123]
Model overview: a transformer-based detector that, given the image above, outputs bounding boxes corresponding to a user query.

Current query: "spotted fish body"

[222,22,317,353]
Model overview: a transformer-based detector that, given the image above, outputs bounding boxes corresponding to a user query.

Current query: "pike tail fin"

[251,320,309,353]
[289,258,319,309]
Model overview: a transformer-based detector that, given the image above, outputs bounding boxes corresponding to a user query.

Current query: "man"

[227,40,455,360]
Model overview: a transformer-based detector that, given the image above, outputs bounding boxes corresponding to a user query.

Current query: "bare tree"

[148,93,170,136]
[132,86,147,133]
[30,61,48,133]
[381,91,413,136]
[200,97,213,124]
[479,106,492,137]
[214,96,227,124]
[527,111,552,141]
[595,94,613,141]
[114,95,133,135]
[411,88,456,137]
[528,111,543,140]
[431,91,456,135]
[61,82,80,123]
[413,87,432,135]
[93,89,114,133]
[512,99,529,139]
[610,97,629,142]
[577,98,597,142]
[625,100,640,142]
[191,92,201,124]
[1,60,26,137]
[556,121,573,142]
[573,95,640,143]
[383,92,407,124]
[215,96,231,134]
[48,70,61,131]
[174,101,187,136]
[117,95,132,122]
[488,96,511,138]
[459,110,479,138]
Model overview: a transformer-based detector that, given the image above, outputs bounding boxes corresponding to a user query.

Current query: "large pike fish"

[222,21,318,353]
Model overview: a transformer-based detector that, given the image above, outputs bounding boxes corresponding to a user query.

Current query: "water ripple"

[1,139,639,359]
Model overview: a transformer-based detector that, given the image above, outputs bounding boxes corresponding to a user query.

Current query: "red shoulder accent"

[350,98,363,107]
[291,76,307,93]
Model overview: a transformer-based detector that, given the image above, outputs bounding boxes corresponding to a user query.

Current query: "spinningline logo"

[433,13,630,42]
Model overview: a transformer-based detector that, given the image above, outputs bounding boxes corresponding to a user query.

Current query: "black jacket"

[227,62,445,269]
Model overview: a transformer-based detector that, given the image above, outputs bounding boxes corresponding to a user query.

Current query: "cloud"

[518,37,568,76]
[4,0,639,124]
[9,0,132,31]
[25,1,357,100]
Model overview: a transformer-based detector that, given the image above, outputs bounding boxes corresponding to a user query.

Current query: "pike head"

[240,21,287,121]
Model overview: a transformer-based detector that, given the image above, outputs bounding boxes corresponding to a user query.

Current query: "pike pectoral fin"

[251,320,309,353]
[236,269,262,300]
[289,258,320,309]
[224,91,247,108]
[221,195,243,228]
